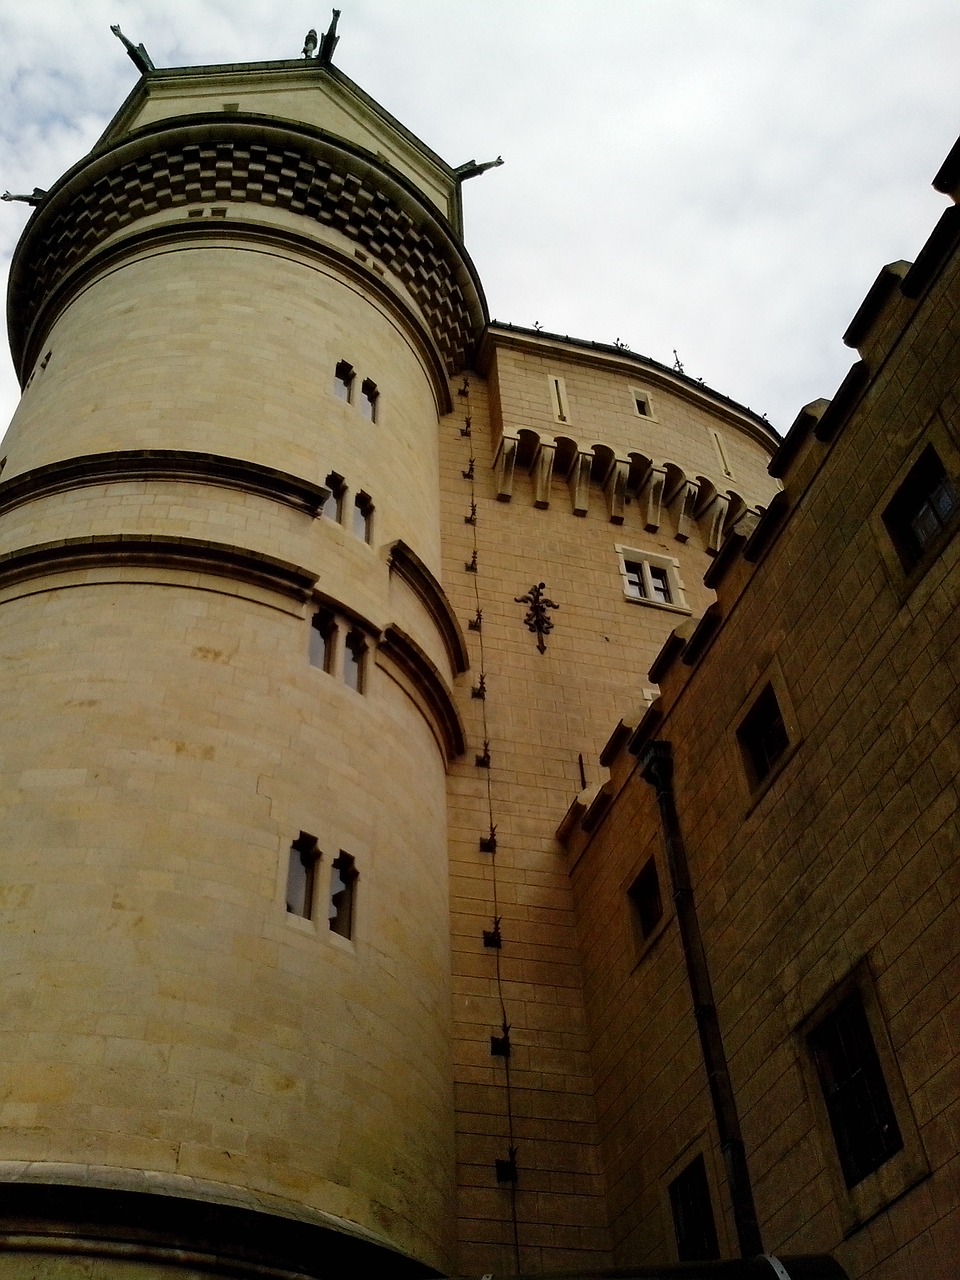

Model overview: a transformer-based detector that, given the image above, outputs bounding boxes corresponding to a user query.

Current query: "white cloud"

[0,0,957,433]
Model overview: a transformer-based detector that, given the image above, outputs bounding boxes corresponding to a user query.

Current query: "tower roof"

[96,56,462,232]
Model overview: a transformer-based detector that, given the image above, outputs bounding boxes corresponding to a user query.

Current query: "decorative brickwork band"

[9,121,486,376]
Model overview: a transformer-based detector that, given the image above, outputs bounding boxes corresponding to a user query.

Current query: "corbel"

[643,466,667,532]
[532,440,555,508]
[603,457,629,524]
[569,450,592,517]
[666,476,699,542]
[493,433,518,502]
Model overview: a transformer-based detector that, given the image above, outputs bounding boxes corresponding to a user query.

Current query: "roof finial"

[302,28,318,58]
[110,24,155,74]
[318,10,341,64]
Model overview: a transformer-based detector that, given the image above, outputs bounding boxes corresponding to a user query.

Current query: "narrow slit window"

[343,630,366,693]
[548,375,569,423]
[359,379,379,422]
[321,472,345,522]
[286,832,320,919]
[352,492,374,543]
[309,611,336,672]
[329,852,357,938]
[333,361,354,402]
[632,389,653,418]
[710,428,734,478]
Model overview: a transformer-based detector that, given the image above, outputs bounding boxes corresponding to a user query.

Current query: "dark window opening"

[353,492,374,543]
[359,378,379,422]
[883,445,960,569]
[321,472,345,522]
[737,682,789,786]
[808,993,903,1188]
[329,852,357,938]
[624,559,673,605]
[629,856,664,941]
[669,1155,720,1262]
[635,394,649,416]
[624,560,645,599]
[309,611,335,672]
[649,564,671,604]
[333,360,354,402]
[286,832,320,919]
[343,630,366,693]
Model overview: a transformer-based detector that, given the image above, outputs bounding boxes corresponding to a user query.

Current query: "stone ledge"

[0,534,317,601]
[0,449,328,518]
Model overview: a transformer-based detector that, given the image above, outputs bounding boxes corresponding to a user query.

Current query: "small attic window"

[630,387,656,420]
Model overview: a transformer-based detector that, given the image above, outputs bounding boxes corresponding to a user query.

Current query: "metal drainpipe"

[639,740,763,1259]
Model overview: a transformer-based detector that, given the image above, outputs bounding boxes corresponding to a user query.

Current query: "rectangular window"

[286,832,320,919]
[343,630,366,693]
[309,611,335,672]
[631,387,655,419]
[352,492,374,543]
[668,1155,720,1262]
[321,471,345,522]
[737,682,789,786]
[333,360,354,401]
[882,445,960,569]
[629,856,663,942]
[548,375,570,423]
[359,378,379,422]
[709,427,734,478]
[618,548,687,610]
[808,994,903,1188]
[329,852,357,938]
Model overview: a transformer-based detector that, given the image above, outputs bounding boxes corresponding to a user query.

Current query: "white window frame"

[616,546,689,613]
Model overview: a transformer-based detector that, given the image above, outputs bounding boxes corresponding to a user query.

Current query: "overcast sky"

[0,1,957,435]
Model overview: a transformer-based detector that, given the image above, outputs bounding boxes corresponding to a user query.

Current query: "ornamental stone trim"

[9,119,486,377]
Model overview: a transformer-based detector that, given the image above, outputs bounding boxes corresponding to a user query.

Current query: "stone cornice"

[0,535,317,601]
[8,116,487,379]
[376,624,466,764]
[0,450,328,518]
[0,1171,437,1279]
[386,540,469,674]
[479,323,781,452]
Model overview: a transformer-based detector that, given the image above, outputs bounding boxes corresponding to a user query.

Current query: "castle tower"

[0,38,483,1279]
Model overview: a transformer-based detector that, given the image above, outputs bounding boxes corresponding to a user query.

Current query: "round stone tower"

[0,42,482,1279]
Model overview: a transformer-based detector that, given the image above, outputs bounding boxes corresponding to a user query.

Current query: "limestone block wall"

[0,80,479,1274]
[562,204,960,1274]
[0,571,455,1266]
[439,339,779,1275]
[2,242,445,576]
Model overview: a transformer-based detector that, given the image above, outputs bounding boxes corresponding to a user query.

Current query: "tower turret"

[0,37,483,1279]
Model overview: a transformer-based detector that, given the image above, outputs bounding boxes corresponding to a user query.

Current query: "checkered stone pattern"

[15,134,477,374]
